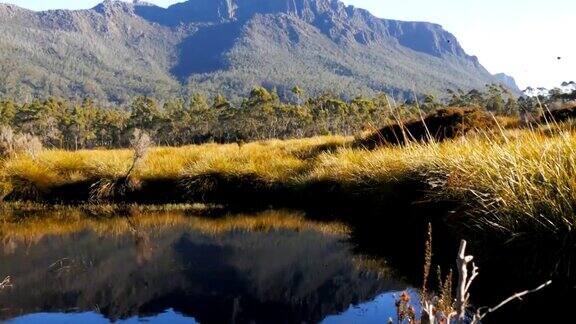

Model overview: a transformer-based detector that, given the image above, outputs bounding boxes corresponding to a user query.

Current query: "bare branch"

[0,276,12,289]
[464,262,479,293]
[455,239,474,323]
[473,280,552,323]
[415,233,551,324]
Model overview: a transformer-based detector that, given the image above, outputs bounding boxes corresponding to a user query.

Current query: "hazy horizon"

[1,0,574,89]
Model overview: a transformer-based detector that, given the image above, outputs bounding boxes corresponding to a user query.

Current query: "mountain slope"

[0,2,183,103]
[0,0,501,103]
[494,73,521,93]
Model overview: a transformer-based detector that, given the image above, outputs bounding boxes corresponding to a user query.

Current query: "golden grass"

[1,128,576,235]
[431,130,576,234]
[0,136,350,190]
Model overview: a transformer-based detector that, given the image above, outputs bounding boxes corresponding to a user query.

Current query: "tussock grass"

[180,142,307,181]
[1,128,576,237]
[431,130,576,235]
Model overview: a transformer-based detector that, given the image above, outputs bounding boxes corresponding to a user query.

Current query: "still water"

[0,209,410,323]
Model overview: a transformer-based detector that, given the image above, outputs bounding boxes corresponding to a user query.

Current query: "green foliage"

[1,83,569,150]
[0,100,15,125]
[128,97,163,133]
[422,94,442,113]
[448,84,520,116]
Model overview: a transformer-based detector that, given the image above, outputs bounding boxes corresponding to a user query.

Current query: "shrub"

[0,126,43,159]
[356,108,495,148]
[14,134,43,159]
[0,126,15,157]
[542,104,576,123]
[130,129,153,168]
[90,129,154,201]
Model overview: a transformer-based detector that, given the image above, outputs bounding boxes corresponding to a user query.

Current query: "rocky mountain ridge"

[0,0,508,103]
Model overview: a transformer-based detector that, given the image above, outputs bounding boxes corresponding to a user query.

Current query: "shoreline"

[1,128,575,270]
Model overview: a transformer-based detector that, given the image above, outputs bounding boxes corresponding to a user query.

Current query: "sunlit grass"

[0,136,350,189]
[1,127,576,236]
[430,130,576,235]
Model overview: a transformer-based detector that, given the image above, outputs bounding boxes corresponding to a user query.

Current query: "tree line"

[0,84,573,150]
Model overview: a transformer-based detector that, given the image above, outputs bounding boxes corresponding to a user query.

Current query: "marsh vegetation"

[0,84,575,322]
[2,117,576,240]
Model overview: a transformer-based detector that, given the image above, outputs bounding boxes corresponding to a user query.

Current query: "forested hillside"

[0,0,504,104]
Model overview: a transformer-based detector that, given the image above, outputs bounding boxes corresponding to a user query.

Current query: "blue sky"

[2,0,574,88]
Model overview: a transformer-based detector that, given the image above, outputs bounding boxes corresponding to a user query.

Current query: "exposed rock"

[494,73,521,93]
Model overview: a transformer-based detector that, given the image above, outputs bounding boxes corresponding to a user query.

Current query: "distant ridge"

[0,0,503,103]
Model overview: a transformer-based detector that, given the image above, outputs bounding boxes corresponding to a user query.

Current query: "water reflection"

[0,208,407,323]
[8,309,198,324]
[322,291,419,324]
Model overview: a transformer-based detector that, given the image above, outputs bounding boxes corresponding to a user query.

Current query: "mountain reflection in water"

[0,209,407,323]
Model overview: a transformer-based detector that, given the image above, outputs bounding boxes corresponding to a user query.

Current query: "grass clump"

[430,129,576,235]
[1,124,576,241]
[356,107,494,148]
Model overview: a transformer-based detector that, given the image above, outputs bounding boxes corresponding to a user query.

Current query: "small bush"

[14,134,43,159]
[542,104,576,123]
[130,129,153,168]
[0,126,43,159]
[90,129,153,201]
[0,126,15,157]
[356,108,495,148]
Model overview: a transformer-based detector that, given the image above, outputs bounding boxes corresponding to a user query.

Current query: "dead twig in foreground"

[454,239,552,324]
[402,231,553,323]
[0,276,12,289]
[471,280,553,323]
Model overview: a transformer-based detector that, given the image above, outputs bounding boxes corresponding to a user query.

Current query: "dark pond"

[0,209,413,324]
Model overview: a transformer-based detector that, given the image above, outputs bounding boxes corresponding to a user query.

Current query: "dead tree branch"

[472,280,552,323]
[0,276,12,289]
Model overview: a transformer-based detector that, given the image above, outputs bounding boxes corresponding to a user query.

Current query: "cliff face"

[494,73,522,93]
[137,0,478,58]
[0,0,500,103]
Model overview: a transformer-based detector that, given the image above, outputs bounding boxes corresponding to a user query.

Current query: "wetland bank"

[0,0,573,320]
[1,83,576,323]
[1,118,576,322]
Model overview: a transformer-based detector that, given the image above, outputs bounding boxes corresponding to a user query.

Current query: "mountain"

[494,73,521,93]
[0,0,501,104]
